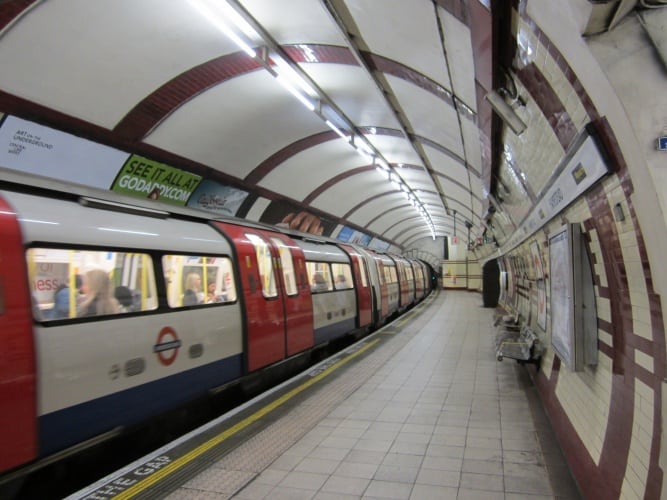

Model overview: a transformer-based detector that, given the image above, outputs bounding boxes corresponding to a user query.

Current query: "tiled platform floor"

[167,291,581,499]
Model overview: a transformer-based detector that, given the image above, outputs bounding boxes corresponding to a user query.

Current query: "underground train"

[0,185,432,480]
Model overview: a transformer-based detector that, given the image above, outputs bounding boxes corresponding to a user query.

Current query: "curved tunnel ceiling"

[0,0,493,251]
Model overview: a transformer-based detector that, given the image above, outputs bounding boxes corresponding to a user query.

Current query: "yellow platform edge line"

[112,337,381,500]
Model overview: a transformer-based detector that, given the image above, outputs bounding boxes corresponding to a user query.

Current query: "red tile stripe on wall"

[516,5,665,496]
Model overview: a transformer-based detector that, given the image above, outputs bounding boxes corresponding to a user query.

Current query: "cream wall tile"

[597,297,611,323]
[633,349,654,373]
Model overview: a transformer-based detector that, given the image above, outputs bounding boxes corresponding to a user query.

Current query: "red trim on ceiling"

[434,0,469,25]
[302,165,375,205]
[365,53,454,108]
[244,130,336,185]
[365,204,412,228]
[0,0,38,31]
[342,190,403,220]
[113,52,263,141]
[418,135,478,177]
[113,43,475,145]
[283,44,357,65]
[389,219,437,241]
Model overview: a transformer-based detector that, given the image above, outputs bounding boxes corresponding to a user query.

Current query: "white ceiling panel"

[344,0,452,89]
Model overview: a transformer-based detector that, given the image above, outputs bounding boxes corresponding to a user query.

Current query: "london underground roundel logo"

[154,327,181,366]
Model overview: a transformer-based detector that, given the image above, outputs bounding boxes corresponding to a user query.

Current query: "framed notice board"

[549,226,576,370]
[548,223,598,371]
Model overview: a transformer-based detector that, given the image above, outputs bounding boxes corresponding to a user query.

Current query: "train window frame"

[27,245,159,322]
[162,254,237,308]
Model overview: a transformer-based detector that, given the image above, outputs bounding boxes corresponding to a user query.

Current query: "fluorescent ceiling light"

[276,74,315,111]
[273,56,316,97]
[355,147,373,163]
[326,120,348,140]
[189,0,257,58]
[376,166,389,179]
[376,158,390,170]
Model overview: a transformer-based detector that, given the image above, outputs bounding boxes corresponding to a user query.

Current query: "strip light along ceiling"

[189,0,436,239]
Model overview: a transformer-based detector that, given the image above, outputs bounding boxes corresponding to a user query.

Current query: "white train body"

[0,187,431,475]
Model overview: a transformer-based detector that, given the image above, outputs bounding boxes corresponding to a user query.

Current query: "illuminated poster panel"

[0,115,128,188]
[187,180,249,216]
[549,226,575,369]
[498,258,507,304]
[337,226,372,246]
[260,199,337,236]
[111,154,202,206]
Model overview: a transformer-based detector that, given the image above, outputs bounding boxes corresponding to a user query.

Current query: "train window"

[357,257,369,287]
[271,238,297,296]
[331,263,353,290]
[245,234,277,298]
[306,262,332,293]
[27,248,158,320]
[162,254,237,307]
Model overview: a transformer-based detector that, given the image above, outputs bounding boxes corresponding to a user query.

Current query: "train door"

[371,253,390,322]
[0,196,37,471]
[212,222,286,372]
[378,254,399,317]
[415,261,424,299]
[338,244,372,329]
[259,230,313,356]
[393,258,409,311]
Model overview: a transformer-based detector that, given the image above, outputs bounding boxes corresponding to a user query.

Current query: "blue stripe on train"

[314,317,356,346]
[38,353,243,456]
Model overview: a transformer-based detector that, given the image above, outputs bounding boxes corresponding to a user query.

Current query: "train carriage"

[0,186,431,480]
[0,190,245,464]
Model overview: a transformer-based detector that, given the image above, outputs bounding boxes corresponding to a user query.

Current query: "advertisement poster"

[259,199,337,236]
[530,240,544,280]
[537,279,547,330]
[187,180,249,216]
[498,258,507,304]
[0,115,129,189]
[368,238,390,252]
[111,154,202,206]
[336,225,372,246]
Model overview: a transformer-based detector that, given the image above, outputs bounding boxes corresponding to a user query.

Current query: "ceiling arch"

[0,0,495,251]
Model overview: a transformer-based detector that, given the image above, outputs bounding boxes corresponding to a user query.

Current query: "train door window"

[383,265,392,284]
[376,260,385,285]
[271,238,297,296]
[389,265,398,283]
[162,254,237,307]
[27,247,157,320]
[397,262,405,282]
[245,234,278,298]
[406,264,415,282]
[357,257,369,287]
[306,262,332,293]
[331,263,353,290]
